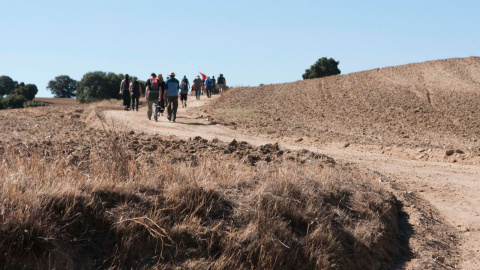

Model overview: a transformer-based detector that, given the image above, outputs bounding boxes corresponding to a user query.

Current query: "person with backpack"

[193,75,202,100]
[119,74,131,110]
[179,76,190,108]
[165,72,180,122]
[130,76,142,111]
[205,76,213,98]
[217,74,226,94]
[145,73,161,121]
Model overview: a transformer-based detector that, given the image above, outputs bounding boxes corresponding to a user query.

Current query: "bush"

[14,84,38,101]
[23,100,49,108]
[3,94,26,109]
[302,57,341,79]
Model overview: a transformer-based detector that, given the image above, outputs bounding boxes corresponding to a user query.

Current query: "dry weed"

[0,103,400,269]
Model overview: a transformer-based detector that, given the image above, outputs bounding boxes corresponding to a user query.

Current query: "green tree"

[76,71,123,103]
[47,75,77,98]
[3,94,26,109]
[302,57,341,79]
[0,76,15,96]
[14,84,38,101]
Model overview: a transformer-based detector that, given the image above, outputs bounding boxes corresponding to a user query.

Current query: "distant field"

[34,97,78,106]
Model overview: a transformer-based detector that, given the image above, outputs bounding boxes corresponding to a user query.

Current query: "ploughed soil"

[207,57,480,165]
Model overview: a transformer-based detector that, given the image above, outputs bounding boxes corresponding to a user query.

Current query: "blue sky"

[1,0,479,97]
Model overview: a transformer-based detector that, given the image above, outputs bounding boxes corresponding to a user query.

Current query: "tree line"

[0,71,146,110]
[1,57,340,110]
[47,72,146,103]
[0,76,39,109]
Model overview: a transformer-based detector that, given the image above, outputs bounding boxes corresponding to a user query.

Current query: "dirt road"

[104,96,480,269]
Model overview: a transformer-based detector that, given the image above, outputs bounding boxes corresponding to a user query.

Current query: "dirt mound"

[206,57,480,164]
[0,104,400,269]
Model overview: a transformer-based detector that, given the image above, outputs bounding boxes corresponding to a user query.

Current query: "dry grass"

[0,103,400,269]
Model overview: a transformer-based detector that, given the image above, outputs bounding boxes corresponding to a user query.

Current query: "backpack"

[181,81,189,91]
[148,78,160,100]
[217,76,224,84]
[205,78,212,86]
[150,78,159,90]
[131,81,140,97]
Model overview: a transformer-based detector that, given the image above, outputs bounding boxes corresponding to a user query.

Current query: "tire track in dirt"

[103,95,480,269]
[318,78,332,101]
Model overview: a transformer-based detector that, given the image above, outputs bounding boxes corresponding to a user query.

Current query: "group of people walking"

[119,73,226,123]
[192,74,227,100]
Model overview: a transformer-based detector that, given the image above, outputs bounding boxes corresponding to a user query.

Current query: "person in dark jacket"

[157,74,166,116]
[130,76,142,111]
[193,75,202,100]
[119,74,131,110]
[217,74,227,94]
[179,76,190,108]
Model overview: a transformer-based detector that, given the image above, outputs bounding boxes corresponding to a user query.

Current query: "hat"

[169,72,175,76]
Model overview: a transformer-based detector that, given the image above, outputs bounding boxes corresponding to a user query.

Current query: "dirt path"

[104,96,480,269]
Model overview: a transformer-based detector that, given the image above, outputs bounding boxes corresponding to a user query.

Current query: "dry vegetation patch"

[0,103,400,269]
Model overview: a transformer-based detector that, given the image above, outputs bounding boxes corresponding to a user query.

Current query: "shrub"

[3,94,26,109]
[303,57,341,79]
[23,100,49,108]
[14,84,38,101]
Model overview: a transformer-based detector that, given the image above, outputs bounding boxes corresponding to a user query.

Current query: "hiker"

[201,78,206,95]
[193,75,202,100]
[212,76,216,95]
[205,76,213,98]
[145,73,161,121]
[130,76,142,111]
[180,76,190,108]
[217,74,226,94]
[165,72,180,122]
[157,74,166,116]
[119,74,131,110]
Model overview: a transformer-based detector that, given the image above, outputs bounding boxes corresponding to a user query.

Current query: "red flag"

[199,72,206,80]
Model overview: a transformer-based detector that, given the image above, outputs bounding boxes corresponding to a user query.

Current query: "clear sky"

[1,0,479,97]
